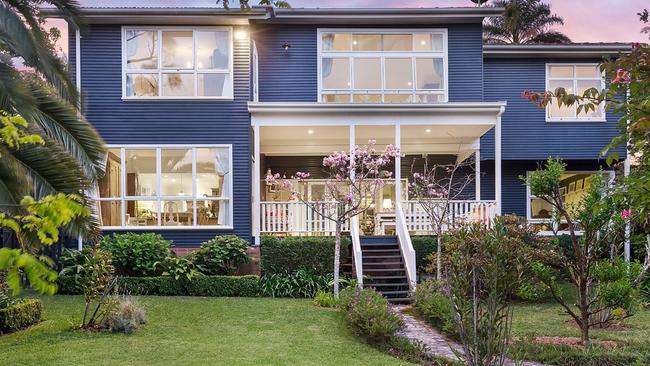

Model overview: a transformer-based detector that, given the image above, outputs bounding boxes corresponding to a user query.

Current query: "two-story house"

[55,3,629,298]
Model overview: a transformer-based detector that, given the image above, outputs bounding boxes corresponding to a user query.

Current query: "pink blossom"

[345,192,355,203]
[621,209,631,219]
[633,42,642,50]
[612,69,632,84]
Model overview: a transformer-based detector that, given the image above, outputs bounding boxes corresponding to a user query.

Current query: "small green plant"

[154,255,202,281]
[313,291,337,307]
[103,295,147,334]
[0,298,42,334]
[192,235,250,275]
[413,279,455,336]
[261,270,332,298]
[98,233,171,276]
[338,287,404,343]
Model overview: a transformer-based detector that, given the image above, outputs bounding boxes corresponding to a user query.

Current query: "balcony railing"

[260,201,350,235]
[401,200,497,234]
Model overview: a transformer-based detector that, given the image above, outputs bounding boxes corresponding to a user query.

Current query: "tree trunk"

[579,282,591,345]
[436,234,443,281]
[333,221,342,298]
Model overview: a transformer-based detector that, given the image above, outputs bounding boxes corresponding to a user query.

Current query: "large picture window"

[318,29,448,104]
[122,27,233,99]
[96,145,233,229]
[546,64,606,121]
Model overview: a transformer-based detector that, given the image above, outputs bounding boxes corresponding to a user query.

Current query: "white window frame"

[545,63,606,122]
[96,144,234,230]
[121,26,234,100]
[317,28,449,104]
[525,170,614,235]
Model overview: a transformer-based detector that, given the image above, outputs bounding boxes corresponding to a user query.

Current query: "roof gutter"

[484,44,632,58]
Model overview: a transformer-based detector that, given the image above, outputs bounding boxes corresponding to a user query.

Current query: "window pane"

[161,149,192,196]
[416,58,444,89]
[162,73,194,97]
[98,201,122,226]
[383,34,412,51]
[352,34,381,51]
[385,58,413,89]
[547,80,574,119]
[413,33,444,52]
[530,198,554,219]
[414,93,443,103]
[126,30,158,69]
[126,200,158,226]
[197,200,230,226]
[322,94,351,103]
[576,65,601,78]
[577,80,604,118]
[196,31,229,70]
[196,147,229,198]
[161,200,193,226]
[322,58,350,89]
[353,94,382,103]
[99,148,122,198]
[322,33,351,51]
[353,58,381,89]
[126,74,158,97]
[548,65,574,78]
[198,73,230,97]
[384,94,412,103]
[125,149,157,196]
[162,31,193,68]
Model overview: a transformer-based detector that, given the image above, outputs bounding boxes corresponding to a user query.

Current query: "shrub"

[0,271,11,308]
[155,255,202,281]
[261,236,350,276]
[413,279,455,336]
[313,291,337,307]
[98,233,171,276]
[516,282,550,302]
[410,236,436,275]
[103,296,147,334]
[58,275,260,297]
[260,270,332,298]
[338,287,404,343]
[0,298,42,334]
[192,235,250,275]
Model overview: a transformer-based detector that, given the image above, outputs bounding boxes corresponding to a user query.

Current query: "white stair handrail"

[395,201,417,290]
[350,215,363,288]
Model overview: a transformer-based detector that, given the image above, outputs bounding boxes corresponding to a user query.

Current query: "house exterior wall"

[70,24,252,246]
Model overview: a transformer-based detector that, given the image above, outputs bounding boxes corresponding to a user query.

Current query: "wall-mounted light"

[282,42,291,51]
[425,128,431,133]
[307,129,314,135]
[235,30,248,40]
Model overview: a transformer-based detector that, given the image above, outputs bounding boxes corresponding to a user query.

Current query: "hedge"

[0,299,42,334]
[411,236,436,275]
[58,275,260,297]
[260,236,350,275]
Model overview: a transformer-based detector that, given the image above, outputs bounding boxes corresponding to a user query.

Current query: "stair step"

[387,297,412,304]
[363,268,406,273]
[365,275,407,280]
[362,249,401,253]
[364,282,409,288]
[363,262,403,266]
[360,242,399,246]
[362,255,402,260]
[377,290,410,296]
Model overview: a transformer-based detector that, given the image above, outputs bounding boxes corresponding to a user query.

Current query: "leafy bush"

[98,233,171,276]
[192,235,250,275]
[0,271,11,308]
[0,298,42,334]
[413,279,455,336]
[103,296,147,334]
[58,275,260,297]
[155,255,202,281]
[313,291,337,307]
[260,270,332,298]
[411,236,436,275]
[516,282,550,302]
[510,341,650,366]
[338,287,403,343]
[261,236,350,276]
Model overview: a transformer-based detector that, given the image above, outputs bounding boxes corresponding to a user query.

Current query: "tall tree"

[484,0,571,44]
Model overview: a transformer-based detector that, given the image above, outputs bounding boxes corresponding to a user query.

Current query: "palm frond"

[528,31,572,44]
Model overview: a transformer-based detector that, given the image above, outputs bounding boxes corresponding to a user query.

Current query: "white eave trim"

[484,44,632,58]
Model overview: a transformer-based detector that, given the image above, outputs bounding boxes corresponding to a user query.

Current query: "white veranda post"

[253,124,261,245]
[475,149,481,200]
[495,108,503,215]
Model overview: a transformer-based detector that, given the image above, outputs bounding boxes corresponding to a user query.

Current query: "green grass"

[0,295,413,366]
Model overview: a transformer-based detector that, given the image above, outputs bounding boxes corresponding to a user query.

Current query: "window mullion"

[120,148,126,227]
[192,148,197,226]
[156,148,162,226]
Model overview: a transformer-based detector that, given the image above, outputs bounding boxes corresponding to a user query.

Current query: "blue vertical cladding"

[480,160,612,216]
[253,23,484,102]
[481,57,625,160]
[74,25,252,246]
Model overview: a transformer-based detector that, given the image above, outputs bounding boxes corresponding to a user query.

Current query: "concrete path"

[392,305,550,366]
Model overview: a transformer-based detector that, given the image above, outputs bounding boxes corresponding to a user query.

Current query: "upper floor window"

[122,27,233,99]
[96,145,232,229]
[546,64,605,122]
[318,29,448,104]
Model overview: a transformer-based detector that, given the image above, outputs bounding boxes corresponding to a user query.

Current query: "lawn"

[0,295,412,366]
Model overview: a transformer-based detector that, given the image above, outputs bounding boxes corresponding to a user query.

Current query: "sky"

[47,0,648,59]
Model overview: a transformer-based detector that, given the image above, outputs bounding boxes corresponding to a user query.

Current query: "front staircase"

[359,236,411,303]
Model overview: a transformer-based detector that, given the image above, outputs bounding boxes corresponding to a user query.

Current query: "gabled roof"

[483,43,633,58]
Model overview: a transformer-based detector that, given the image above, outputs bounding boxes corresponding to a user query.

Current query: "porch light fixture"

[425,128,431,133]
[307,129,314,135]
[234,30,248,40]
[382,198,392,210]
[282,42,291,51]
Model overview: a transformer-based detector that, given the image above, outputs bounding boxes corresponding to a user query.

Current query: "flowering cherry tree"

[409,156,476,280]
[266,140,400,297]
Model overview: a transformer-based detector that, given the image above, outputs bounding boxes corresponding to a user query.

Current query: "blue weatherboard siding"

[252,23,484,102]
[481,57,625,161]
[70,25,252,246]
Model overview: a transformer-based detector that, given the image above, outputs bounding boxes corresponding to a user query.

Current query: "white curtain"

[214,148,231,226]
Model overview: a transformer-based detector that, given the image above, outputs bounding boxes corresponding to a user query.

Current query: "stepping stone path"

[391,305,550,366]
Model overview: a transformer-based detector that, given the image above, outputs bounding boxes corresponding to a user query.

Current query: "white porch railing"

[402,200,498,234]
[395,201,417,290]
[260,201,350,234]
[349,216,364,288]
